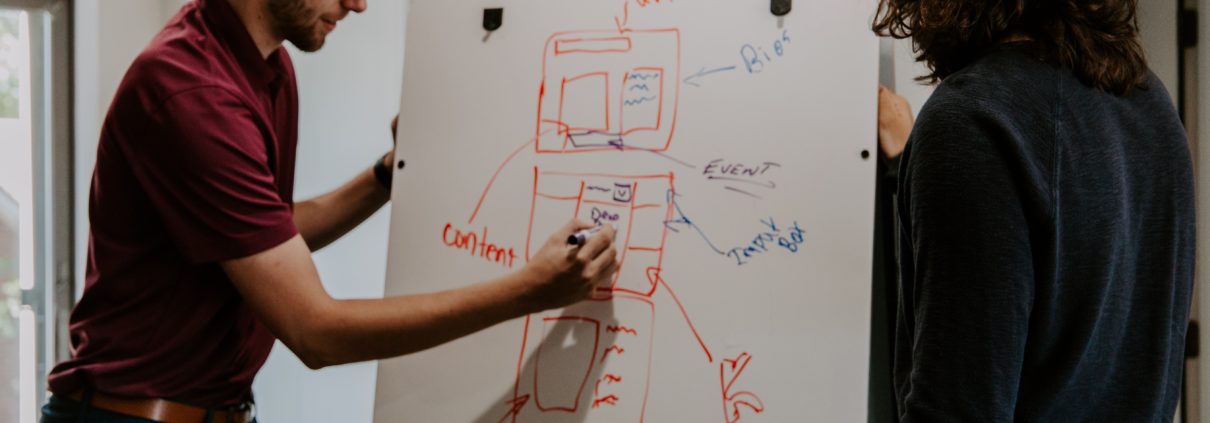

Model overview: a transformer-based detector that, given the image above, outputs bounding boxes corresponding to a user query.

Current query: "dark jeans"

[41,394,258,423]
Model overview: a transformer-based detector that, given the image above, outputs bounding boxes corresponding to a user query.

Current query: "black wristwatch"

[373,154,393,190]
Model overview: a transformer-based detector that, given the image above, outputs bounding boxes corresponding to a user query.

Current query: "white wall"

[1138,0,1180,102]
[74,1,404,422]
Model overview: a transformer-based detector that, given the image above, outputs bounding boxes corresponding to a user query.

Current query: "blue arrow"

[683,65,738,87]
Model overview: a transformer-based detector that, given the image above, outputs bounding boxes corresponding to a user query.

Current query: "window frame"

[0,0,72,420]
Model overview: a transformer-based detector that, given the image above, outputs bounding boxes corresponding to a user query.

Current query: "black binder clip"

[483,8,503,31]
[771,0,791,16]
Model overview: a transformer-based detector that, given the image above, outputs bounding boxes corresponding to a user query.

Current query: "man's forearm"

[293,166,390,251]
[294,270,536,369]
[224,223,613,371]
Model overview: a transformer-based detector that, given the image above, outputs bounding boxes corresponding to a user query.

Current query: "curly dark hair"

[872,0,1148,95]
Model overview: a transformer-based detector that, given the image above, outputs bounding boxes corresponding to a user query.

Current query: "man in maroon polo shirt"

[42,0,619,421]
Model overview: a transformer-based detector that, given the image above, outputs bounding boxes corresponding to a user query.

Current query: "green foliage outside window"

[0,11,20,119]
[0,259,14,339]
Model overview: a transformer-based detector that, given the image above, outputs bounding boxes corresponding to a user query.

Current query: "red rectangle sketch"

[526,170,675,298]
[534,317,600,412]
[558,72,611,147]
[555,37,634,55]
[510,295,656,423]
[620,68,664,133]
[536,29,680,154]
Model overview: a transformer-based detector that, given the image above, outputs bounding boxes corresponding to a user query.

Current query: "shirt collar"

[200,0,285,90]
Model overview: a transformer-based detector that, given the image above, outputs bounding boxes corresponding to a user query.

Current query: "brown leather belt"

[68,391,254,423]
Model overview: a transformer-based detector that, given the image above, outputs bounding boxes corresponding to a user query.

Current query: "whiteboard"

[376,0,879,421]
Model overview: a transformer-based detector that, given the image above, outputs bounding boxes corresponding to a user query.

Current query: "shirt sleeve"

[122,86,299,264]
[894,101,1040,421]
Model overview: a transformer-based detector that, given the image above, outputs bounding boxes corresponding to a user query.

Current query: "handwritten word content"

[441,223,518,269]
[726,218,805,266]
[741,30,792,74]
[702,159,781,198]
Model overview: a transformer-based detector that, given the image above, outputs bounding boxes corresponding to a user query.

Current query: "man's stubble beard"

[267,0,325,52]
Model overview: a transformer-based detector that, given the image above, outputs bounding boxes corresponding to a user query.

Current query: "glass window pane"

[0,188,15,423]
[0,7,28,423]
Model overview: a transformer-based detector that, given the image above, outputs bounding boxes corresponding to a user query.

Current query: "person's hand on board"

[384,114,400,169]
[877,85,914,160]
[517,219,619,312]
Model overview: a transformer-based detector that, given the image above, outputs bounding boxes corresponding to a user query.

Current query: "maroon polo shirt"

[48,0,299,407]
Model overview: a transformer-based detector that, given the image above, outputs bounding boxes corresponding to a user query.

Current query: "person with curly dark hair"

[873,0,1193,421]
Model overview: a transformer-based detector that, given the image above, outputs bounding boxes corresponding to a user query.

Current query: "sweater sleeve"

[894,100,1039,422]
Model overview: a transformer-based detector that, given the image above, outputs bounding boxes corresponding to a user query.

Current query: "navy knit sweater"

[894,44,1194,422]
